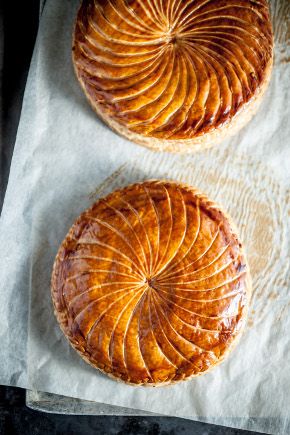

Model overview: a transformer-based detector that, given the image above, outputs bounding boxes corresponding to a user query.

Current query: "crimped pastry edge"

[51,179,252,387]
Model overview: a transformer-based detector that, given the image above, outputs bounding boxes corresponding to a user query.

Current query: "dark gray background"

[0,1,264,433]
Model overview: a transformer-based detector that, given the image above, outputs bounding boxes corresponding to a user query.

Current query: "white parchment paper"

[1,1,290,433]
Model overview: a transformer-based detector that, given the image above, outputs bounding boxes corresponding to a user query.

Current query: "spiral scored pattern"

[73,0,273,151]
[52,181,250,385]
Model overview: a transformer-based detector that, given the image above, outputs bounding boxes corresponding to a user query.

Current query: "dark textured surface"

[0,1,263,434]
[0,1,39,207]
[0,386,261,435]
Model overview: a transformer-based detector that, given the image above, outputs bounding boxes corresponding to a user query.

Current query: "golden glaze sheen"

[73,0,273,152]
[52,181,251,385]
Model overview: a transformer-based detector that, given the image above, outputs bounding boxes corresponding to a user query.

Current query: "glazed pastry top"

[73,0,273,141]
[52,181,250,385]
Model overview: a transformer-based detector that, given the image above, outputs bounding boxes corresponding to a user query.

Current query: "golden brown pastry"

[51,180,251,385]
[73,0,273,152]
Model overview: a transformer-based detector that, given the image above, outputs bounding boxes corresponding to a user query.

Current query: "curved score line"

[67,282,144,310]
[104,199,149,275]
[158,254,240,284]
[87,217,147,276]
[148,290,178,368]
[120,198,154,277]
[153,184,173,274]
[108,287,145,364]
[77,239,144,279]
[153,188,188,278]
[153,289,221,333]
[157,270,246,291]
[67,255,143,279]
[152,290,212,355]
[158,199,201,279]
[159,222,221,281]
[144,186,160,275]
[150,289,192,363]
[155,287,240,319]
[85,285,144,346]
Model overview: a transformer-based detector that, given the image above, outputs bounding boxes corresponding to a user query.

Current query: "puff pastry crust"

[73,0,273,152]
[51,181,251,385]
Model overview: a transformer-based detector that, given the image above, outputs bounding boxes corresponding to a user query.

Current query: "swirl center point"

[145,277,157,290]
[163,27,180,45]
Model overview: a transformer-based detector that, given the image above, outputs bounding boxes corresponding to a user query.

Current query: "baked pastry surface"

[52,180,251,385]
[73,0,273,152]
